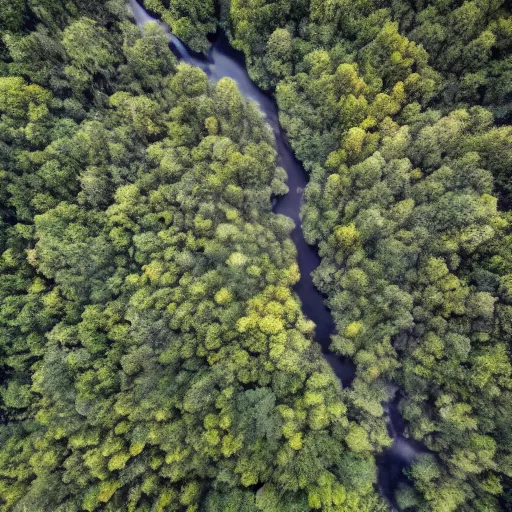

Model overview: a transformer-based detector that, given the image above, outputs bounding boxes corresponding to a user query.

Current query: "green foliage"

[141,0,216,52]
[226,0,512,510]
[0,0,26,33]
[0,2,387,511]
[2,0,512,510]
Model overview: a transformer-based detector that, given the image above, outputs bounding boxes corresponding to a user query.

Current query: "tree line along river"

[128,0,427,506]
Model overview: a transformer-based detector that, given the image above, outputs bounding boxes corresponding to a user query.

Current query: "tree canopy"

[0,2,386,511]
[223,0,512,510]
[1,0,512,511]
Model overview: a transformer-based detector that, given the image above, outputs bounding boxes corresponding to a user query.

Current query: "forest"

[0,0,511,511]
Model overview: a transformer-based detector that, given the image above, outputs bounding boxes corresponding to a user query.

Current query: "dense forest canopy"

[223,0,512,510]
[0,0,511,511]
[0,1,383,511]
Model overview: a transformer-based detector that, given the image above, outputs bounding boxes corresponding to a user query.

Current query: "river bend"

[127,1,424,506]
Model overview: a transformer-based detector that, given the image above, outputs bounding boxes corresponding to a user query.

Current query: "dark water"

[127,0,424,505]
[378,389,430,509]
[127,0,355,385]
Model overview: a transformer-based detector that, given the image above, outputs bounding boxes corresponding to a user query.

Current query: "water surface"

[128,0,424,504]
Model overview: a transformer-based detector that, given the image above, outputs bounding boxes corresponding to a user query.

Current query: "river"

[127,1,425,507]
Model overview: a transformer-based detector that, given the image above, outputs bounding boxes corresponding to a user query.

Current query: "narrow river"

[127,1,424,507]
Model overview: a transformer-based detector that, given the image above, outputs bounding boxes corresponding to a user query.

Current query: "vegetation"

[0,1,385,511]
[141,0,216,53]
[1,0,512,511]
[224,0,512,510]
